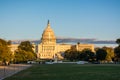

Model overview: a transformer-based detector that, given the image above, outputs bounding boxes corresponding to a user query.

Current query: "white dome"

[41,21,56,44]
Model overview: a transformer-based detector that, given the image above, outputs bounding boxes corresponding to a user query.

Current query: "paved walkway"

[0,64,32,80]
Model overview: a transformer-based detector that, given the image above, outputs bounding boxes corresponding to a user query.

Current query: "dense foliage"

[116,38,120,46]
[0,39,13,65]
[103,47,114,62]
[64,48,95,62]
[80,49,95,61]
[114,47,120,58]
[14,41,37,63]
[64,46,115,63]
[64,49,80,61]
[114,38,120,61]
[96,48,107,61]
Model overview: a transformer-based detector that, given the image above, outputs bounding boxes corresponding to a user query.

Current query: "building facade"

[37,21,94,60]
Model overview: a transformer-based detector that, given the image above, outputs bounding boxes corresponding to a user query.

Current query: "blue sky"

[0,0,120,40]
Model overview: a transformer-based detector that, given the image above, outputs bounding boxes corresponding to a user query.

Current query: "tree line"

[0,38,120,65]
[0,39,37,65]
[64,38,120,63]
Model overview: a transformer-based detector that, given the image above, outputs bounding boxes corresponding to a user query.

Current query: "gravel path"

[0,64,32,80]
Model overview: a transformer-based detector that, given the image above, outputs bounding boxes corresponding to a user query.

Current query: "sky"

[0,0,120,40]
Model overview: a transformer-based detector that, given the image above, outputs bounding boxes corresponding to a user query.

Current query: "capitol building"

[11,21,94,60]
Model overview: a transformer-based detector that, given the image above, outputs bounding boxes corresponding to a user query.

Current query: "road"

[0,64,32,80]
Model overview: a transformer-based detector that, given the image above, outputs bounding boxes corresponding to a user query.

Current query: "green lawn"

[4,64,120,80]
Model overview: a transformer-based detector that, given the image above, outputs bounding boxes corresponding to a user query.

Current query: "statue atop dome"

[48,20,50,24]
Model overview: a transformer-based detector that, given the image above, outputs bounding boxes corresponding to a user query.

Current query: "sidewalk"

[0,64,32,80]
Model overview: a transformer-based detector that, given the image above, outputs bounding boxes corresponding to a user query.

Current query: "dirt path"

[0,64,32,80]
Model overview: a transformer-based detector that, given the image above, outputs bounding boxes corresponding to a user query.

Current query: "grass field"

[4,64,120,80]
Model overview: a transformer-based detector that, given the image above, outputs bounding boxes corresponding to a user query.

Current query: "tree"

[114,47,120,58]
[18,41,34,53]
[96,48,107,62]
[103,47,114,62]
[114,38,120,62]
[64,48,95,62]
[0,39,13,65]
[64,49,80,61]
[116,38,120,46]
[14,41,37,63]
[80,49,95,62]
[14,50,26,63]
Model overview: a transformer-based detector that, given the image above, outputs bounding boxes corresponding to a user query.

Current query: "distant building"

[10,44,19,54]
[76,44,94,52]
[10,43,36,54]
[10,20,94,60]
